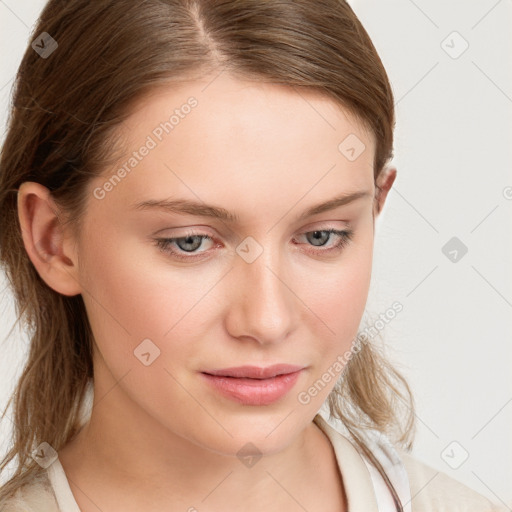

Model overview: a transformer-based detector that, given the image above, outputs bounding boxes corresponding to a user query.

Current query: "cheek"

[77,224,223,367]
[76,225,169,358]
[301,231,374,348]
[271,237,372,416]
[292,234,374,406]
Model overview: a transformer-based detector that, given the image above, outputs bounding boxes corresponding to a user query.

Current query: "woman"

[0,1,506,510]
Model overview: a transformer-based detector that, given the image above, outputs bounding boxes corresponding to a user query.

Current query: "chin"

[188,411,308,458]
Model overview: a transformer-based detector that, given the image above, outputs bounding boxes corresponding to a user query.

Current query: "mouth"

[202,364,305,379]
[200,364,305,406]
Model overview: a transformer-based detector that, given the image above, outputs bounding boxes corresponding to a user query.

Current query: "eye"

[154,232,215,261]
[293,229,354,255]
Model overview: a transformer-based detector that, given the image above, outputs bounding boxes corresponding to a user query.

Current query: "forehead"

[89,74,376,220]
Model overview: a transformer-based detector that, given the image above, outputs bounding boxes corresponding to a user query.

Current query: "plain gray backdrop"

[1,0,511,507]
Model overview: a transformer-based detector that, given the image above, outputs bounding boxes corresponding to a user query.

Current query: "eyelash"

[154,228,354,261]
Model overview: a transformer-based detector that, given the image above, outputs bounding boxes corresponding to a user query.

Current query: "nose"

[224,244,298,346]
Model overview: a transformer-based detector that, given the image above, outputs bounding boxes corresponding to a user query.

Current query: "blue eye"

[165,234,211,253]
[154,228,354,261]
[298,229,354,251]
[155,233,215,260]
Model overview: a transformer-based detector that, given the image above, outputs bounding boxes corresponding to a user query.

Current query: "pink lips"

[201,364,304,405]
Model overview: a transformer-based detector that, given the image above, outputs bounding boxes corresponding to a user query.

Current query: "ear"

[373,165,397,218]
[17,181,82,296]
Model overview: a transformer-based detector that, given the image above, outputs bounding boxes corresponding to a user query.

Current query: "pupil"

[310,231,327,246]
[180,236,201,251]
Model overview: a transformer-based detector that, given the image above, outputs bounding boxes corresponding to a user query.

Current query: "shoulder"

[1,470,59,512]
[397,449,509,512]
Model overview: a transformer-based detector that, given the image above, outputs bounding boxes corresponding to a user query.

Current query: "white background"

[0,0,511,507]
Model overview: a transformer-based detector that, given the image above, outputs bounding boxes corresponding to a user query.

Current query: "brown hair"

[0,0,415,508]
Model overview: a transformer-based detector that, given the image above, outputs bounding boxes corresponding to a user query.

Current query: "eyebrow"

[131,190,372,223]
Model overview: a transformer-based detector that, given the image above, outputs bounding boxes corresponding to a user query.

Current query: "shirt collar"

[313,413,380,510]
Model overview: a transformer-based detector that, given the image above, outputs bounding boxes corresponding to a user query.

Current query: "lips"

[202,364,304,379]
[200,364,305,405]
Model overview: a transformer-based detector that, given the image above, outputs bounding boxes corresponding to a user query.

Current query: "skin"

[18,73,396,512]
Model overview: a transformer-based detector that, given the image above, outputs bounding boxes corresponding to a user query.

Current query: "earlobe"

[374,165,397,217]
[17,182,82,296]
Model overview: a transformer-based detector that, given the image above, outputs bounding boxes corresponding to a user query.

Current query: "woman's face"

[74,73,380,456]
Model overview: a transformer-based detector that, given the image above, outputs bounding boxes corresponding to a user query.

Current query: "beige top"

[3,413,508,512]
